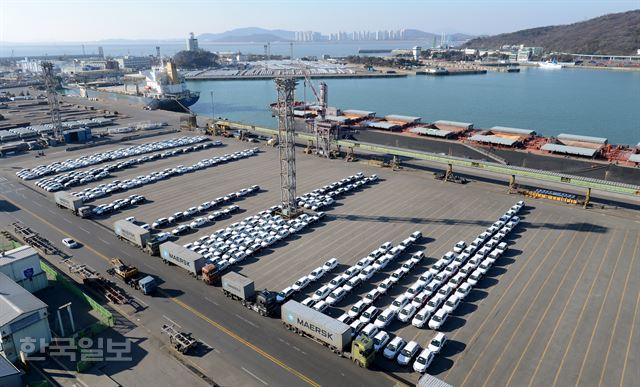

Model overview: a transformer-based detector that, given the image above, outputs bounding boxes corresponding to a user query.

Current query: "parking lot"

[3,129,639,386]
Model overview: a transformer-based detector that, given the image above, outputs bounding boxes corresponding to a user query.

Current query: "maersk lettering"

[296,317,333,340]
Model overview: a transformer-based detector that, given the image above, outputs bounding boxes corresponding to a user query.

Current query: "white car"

[373,330,390,352]
[404,282,425,300]
[323,258,338,271]
[292,276,310,292]
[349,320,366,338]
[359,306,380,324]
[456,282,472,299]
[348,300,366,318]
[383,336,406,360]
[358,266,376,281]
[390,295,410,313]
[429,309,450,330]
[62,238,78,248]
[308,267,325,281]
[343,276,362,293]
[326,287,347,305]
[312,285,331,301]
[376,278,395,295]
[411,290,431,309]
[442,294,462,313]
[360,323,379,339]
[313,300,328,313]
[125,216,136,222]
[428,332,448,354]
[424,294,445,315]
[417,271,433,286]
[397,304,417,323]
[276,287,294,303]
[363,289,381,306]
[301,297,315,307]
[453,241,467,254]
[374,308,396,328]
[467,269,483,286]
[413,349,435,373]
[411,307,433,328]
[397,340,421,366]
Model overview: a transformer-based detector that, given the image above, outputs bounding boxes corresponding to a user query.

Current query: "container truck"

[281,301,375,368]
[221,272,277,317]
[107,257,157,295]
[114,220,159,255]
[159,242,216,283]
[54,191,91,217]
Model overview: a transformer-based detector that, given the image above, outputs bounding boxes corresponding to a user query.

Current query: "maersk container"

[159,242,205,276]
[221,272,255,300]
[114,220,150,248]
[281,300,352,350]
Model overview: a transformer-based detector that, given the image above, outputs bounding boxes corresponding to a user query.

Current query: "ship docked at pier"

[139,60,199,112]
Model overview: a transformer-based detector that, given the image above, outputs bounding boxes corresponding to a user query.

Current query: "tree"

[173,49,218,69]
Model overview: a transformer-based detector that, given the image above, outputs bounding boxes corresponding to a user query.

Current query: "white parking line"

[213,348,221,354]
[99,238,111,245]
[162,315,181,328]
[241,367,268,385]
[79,227,90,233]
[33,201,43,207]
[204,296,219,306]
[63,218,72,224]
[48,209,56,215]
[235,314,258,328]
[199,340,212,349]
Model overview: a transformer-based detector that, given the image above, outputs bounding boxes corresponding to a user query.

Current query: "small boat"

[539,60,562,69]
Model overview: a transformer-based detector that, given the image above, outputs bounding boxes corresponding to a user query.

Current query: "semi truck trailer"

[281,300,375,368]
[114,219,160,255]
[160,242,217,283]
[54,191,91,217]
[221,272,277,317]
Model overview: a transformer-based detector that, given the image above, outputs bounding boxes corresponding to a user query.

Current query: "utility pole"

[274,77,298,218]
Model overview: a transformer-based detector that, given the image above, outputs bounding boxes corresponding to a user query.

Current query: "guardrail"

[215,120,640,197]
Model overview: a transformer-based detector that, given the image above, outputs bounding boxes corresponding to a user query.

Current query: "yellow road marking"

[441,211,554,381]
[599,233,639,386]
[619,240,640,387]
[575,230,629,387]
[458,221,579,387]
[0,193,321,387]
[526,231,604,386]
[502,227,599,387]
[479,223,588,387]
[550,232,618,387]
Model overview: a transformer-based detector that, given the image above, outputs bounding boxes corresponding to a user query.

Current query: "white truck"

[54,191,91,217]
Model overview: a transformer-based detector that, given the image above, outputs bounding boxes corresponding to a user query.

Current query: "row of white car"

[183,174,378,273]
[146,185,260,230]
[69,148,259,202]
[16,136,210,180]
[32,140,221,192]
[90,194,146,216]
[296,173,379,211]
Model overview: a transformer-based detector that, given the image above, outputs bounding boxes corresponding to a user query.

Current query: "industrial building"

[187,32,199,51]
[0,356,22,387]
[0,273,52,363]
[541,133,608,158]
[432,120,474,132]
[116,56,152,71]
[0,246,48,294]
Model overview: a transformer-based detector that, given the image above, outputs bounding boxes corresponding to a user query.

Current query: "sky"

[0,0,637,43]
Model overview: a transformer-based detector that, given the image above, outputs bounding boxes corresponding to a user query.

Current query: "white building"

[0,246,48,294]
[187,32,199,51]
[116,56,152,71]
[0,272,51,363]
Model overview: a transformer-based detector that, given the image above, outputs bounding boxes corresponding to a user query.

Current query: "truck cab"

[350,335,375,368]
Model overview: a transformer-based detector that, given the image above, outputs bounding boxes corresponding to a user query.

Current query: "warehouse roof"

[629,153,640,163]
[0,272,47,327]
[343,109,376,117]
[409,127,455,138]
[490,126,536,136]
[324,115,349,123]
[557,133,607,145]
[433,120,474,129]
[0,245,34,268]
[363,121,401,130]
[541,143,598,157]
[469,134,518,146]
[384,114,421,123]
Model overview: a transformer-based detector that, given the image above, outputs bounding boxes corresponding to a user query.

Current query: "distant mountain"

[198,28,294,42]
[464,10,640,55]
[198,27,474,43]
